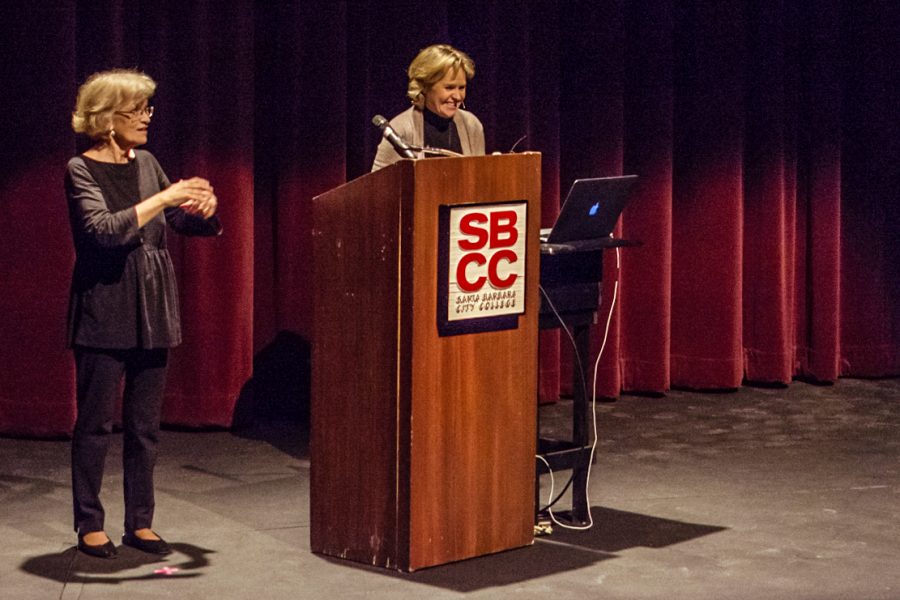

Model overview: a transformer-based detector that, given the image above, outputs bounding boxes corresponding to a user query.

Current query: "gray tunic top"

[65,149,221,349]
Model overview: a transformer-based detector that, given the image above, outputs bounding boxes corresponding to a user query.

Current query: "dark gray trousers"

[71,347,168,535]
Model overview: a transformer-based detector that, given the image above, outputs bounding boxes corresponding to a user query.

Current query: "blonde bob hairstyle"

[406,44,475,108]
[71,69,156,140]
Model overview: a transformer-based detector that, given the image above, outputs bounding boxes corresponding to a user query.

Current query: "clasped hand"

[165,177,218,219]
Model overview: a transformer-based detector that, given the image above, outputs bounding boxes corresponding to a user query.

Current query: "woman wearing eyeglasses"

[371,44,485,171]
[65,69,220,558]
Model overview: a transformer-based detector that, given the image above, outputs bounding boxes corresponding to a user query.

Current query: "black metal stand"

[535,238,638,526]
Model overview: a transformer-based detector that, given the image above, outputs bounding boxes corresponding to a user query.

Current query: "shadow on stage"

[543,506,727,553]
[19,542,216,585]
[231,330,311,460]
[318,506,727,592]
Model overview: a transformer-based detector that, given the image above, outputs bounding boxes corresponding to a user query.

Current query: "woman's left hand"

[180,188,218,219]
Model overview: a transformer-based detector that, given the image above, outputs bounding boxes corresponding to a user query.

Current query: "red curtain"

[0,2,255,435]
[1,1,897,437]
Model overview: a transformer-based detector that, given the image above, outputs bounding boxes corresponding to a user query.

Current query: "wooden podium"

[311,153,541,571]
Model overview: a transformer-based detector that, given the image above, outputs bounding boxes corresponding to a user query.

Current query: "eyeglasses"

[115,105,155,119]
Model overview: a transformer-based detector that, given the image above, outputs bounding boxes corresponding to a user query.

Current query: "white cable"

[536,453,555,515]
[537,245,621,531]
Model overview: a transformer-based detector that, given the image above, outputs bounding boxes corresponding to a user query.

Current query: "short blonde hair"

[71,69,156,139]
[406,44,475,108]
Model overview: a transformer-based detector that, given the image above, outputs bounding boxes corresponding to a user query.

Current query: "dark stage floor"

[2,378,898,599]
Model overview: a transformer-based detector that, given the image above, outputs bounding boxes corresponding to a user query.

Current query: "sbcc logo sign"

[446,202,527,324]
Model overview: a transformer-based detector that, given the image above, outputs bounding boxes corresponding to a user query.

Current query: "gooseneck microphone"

[372,115,417,159]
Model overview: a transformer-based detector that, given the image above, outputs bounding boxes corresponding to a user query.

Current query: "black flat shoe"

[77,535,117,558]
[122,531,172,555]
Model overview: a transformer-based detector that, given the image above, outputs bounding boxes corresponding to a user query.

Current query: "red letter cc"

[456,253,487,292]
[488,250,518,288]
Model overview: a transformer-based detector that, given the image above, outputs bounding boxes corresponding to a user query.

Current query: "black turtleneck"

[423,107,463,154]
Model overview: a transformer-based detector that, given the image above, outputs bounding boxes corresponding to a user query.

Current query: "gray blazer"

[371,106,485,171]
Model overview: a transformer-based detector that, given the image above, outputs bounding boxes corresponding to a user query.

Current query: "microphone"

[372,115,416,159]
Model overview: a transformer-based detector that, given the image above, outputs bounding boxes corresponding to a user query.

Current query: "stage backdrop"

[0,1,897,437]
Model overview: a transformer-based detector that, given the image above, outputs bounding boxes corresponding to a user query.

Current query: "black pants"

[71,347,168,535]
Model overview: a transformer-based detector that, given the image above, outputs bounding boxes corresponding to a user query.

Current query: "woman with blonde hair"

[372,44,485,170]
[66,68,220,558]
